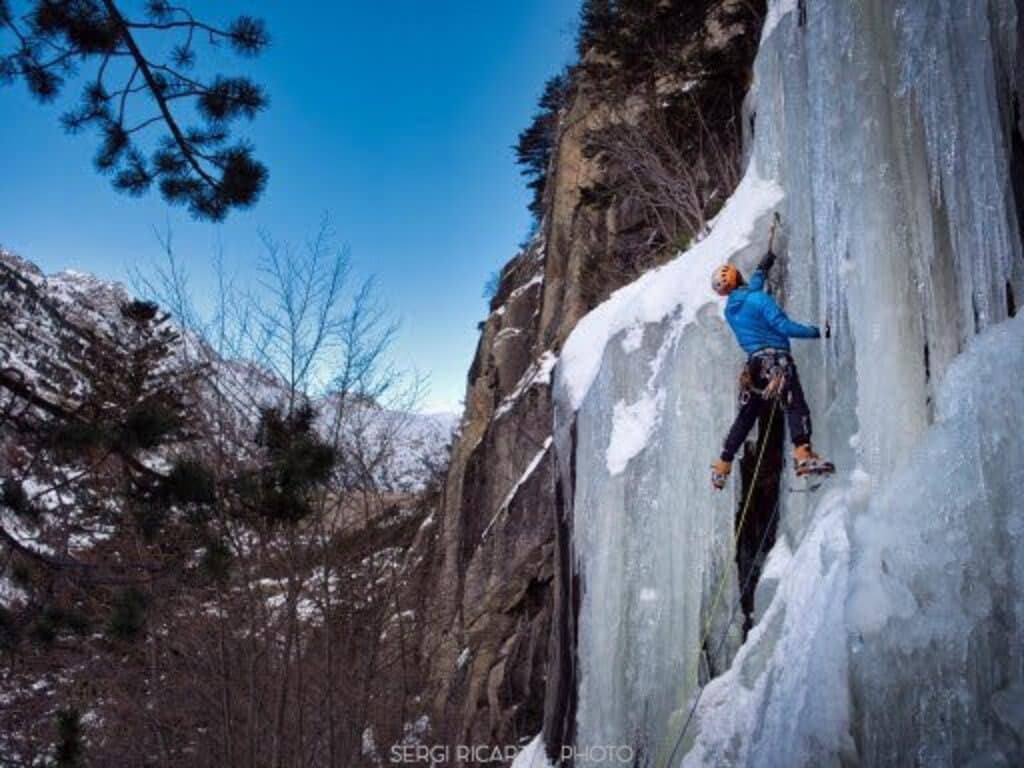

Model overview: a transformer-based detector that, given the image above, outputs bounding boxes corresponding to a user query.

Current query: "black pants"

[720,351,811,462]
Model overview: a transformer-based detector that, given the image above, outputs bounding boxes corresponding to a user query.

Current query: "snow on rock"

[399,715,431,746]
[0,506,54,557]
[606,389,665,475]
[509,272,544,299]
[511,735,556,768]
[556,163,783,412]
[495,350,558,420]
[362,726,383,765]
[481,436,553,540]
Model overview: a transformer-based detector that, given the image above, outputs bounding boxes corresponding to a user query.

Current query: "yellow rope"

[699,397,778,648]
[665,397,780,768]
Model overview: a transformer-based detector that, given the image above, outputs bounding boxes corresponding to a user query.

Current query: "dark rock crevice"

[542,419,579,766]
[398,2,768,759]
[735,404,784,636]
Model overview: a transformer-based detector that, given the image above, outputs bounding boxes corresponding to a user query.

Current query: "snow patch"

[511,735,555,768]
[495,350,558,419]
[556,164,783,411]
[481,437,553,540]
[509,272,543,299]
[606,389,665,475]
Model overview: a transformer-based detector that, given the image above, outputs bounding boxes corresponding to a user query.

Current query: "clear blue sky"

[0,1,579,412]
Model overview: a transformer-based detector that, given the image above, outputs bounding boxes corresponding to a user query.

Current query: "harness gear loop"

[666,398,780,768]
[762,368,787,400]
[739,354,789,402]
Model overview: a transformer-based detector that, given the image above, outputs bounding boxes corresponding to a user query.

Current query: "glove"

[711,459,731,491]
[757,249,776,274]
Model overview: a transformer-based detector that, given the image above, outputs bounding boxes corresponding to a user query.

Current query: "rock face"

[409,1,766,759]
[422,238,559,751]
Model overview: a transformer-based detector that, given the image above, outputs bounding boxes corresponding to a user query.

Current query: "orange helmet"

[711,264,741,295]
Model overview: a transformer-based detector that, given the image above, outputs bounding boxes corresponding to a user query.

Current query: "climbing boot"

[711,459,732,490]
[793,444,835,477]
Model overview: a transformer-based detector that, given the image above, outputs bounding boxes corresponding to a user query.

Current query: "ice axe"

[767,211,781,253]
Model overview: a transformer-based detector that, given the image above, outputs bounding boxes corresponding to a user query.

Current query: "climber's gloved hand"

[757,249,776,274]
[711,459,731,491]
[825,321,831,339]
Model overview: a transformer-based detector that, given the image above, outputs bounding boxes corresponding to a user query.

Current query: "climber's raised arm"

[746,249,776,293]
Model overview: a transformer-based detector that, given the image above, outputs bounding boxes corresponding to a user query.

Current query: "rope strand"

[665,398,780,767]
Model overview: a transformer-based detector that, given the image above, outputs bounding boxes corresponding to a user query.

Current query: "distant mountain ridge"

[0,247,456,496]
[0,245,457,764]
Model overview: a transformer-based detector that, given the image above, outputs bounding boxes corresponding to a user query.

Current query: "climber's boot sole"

[794,460,835,478]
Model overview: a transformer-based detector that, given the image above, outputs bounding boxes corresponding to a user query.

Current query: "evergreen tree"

[514,69,574,221]
[249,402,336,525]
[0,263,215,656]
[0,1,269,221]
[53,708,83,767]
[577,0,618,57]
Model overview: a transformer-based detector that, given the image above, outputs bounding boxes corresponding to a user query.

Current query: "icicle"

[556,0,1024,765]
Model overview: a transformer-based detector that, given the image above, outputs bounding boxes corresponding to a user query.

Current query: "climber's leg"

[712,363,765,490]
[781,357,835,477]
[780,357,811,447]
[722,391,764,463]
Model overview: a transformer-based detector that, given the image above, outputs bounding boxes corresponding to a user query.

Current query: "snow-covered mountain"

[0,247,457,764]
[0,248,456,496]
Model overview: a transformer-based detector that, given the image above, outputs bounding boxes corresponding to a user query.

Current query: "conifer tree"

[0,1,270,220]
[0,267,214,655]
[514,70,573,220]
[577,0,618,57]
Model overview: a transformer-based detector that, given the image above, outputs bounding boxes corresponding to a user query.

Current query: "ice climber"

[709,247,834,491]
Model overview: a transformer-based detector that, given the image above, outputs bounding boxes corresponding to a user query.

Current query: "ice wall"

[684,313,1024,767]
[554,0,1024,765]
[553,171,783,766]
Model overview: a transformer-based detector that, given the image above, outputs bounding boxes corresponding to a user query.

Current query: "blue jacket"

[725,269,820,355]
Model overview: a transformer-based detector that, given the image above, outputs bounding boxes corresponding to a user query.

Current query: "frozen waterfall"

[552,0,1024,766]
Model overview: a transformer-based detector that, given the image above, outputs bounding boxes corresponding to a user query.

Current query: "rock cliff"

[408,1,766,758]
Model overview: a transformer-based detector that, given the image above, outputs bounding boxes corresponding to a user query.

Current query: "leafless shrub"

[588,93,743,261]
[132,216,433,768]
[0,218,444,766]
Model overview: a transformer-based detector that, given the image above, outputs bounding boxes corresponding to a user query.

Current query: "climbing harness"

[739,351,790,404]
[762,366,788,401]
[667,398,781,768]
